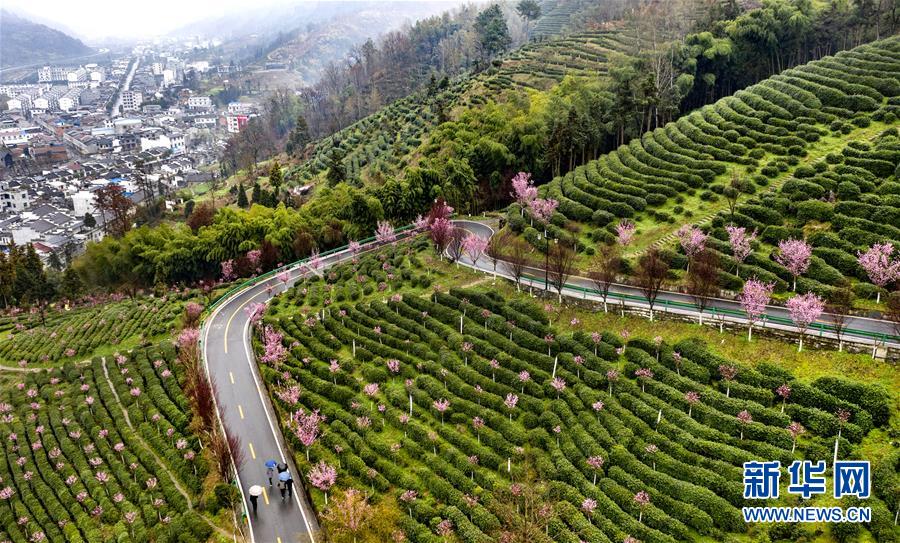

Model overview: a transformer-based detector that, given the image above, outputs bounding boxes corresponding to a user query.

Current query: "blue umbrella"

[278,471,292,482]
[265,459,277,469]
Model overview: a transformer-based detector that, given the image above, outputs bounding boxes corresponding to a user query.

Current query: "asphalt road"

[203,265,319,543]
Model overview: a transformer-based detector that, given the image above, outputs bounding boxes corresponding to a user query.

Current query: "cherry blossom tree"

[322,488,373,543]
[684,391,700,418]
[739,278,774,341]
[260,326,287,366]
[529,198,558,237]
[220,259,236,282]
[788,421,805,454]
[786,292,824,352]
[550,377,566,399]
[616,220,635,246]
[718,364,738,397]
[725,225,756,277]
[606,369,619,397]
[504,393,518,421]
[293,408,324,461]
[634,491,651,523]
[736,410,753,440]
[244,302,266,327]
[308,461,337,504]
[634,368,654,393]
[246,249,262,274]
[586,455,604,485]
[429,218,454,260]
[676,225,707,270]
[462,233,488,266]
[433,398,450,425]
[857,242,900,303]
[375,221,397,245]
[774,238,812,291]
[511,172,537,214]
[776,384,791,413]
[400,489,418,517]
[581,498,597,522]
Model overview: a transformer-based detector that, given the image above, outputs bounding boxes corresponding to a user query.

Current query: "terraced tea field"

[258,240,897,543]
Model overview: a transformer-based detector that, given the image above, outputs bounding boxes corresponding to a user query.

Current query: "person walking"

[265,459,277,486]
[284,471,294,499]
[248,485,263,517]
[277,476,286,501]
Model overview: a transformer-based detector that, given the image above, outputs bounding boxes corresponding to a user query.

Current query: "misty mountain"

[0,10,94,67]
[170,1,459,41]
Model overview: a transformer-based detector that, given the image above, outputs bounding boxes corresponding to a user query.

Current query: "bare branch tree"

[503,237,528,292]
[826,285,854,352]
[447,227,465,264]
[636,248,669,321]
[589,244,621,312]
[547,241,576,303]
[686,249,719,325]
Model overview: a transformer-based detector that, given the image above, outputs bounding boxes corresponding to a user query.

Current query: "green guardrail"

[520,271,900,345]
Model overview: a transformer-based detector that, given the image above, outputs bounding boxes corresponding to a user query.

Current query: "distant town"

[0,38,261,266]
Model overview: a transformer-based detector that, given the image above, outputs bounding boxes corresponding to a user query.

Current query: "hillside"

[286,27,643,187]
[511,36,899,300]
[0,10,93,67]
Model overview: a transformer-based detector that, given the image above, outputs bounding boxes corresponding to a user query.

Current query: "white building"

[187,96,212,109]
[71,190,97,217]
[121,90,143,111]
[0,182,31,212]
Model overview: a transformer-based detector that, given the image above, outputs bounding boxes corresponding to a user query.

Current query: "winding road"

[200,219,898,541]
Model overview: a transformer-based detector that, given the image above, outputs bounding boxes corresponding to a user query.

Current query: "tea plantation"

[0,297,185,367]
[0,345,212,543]
[257,240,898,542]
[509,36,900,297]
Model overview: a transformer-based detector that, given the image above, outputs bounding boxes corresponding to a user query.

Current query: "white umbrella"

[249,485,263,497]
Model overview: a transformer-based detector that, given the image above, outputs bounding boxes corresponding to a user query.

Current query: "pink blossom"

[857,243,899,301]
[775,238,812,290]
[786,292,824,339]
[676,225,707,260]
[550,377,566,396]
[292,409,323,457]
[616,220,636,246]
[462,234,488,265]
[375,221,397,244]
[581,498,597,515]
[511,171,537,207]
[220,259,236,282]
[363,383,380,397]
[726,225,757,265]
[528,198,558,224]
[260,326,287,365]
[739,278,774,336]
[308,461,337,493]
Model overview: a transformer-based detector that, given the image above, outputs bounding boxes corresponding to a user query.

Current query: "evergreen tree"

[286,114,310,156]
[60,268,83,301]
[237,182,249,208]
[326,147,347,186]
[252,182,263,205]
[474,4,512,61]
[83,213,96,228]
[48,251,63,272]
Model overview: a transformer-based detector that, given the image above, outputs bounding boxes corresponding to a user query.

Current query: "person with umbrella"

[265,459,277,486]
[279,470,294,500]
[248,485,263,517]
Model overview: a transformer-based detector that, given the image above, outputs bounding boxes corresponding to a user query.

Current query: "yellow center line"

[263,487,270,505]
[248,442,256,459]
[238,405,244,419]
[223,290,268,353]
[229,372,235,384]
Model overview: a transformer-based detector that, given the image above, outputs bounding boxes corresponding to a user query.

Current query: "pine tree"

[237,182,249,208]
[269,161,284,191]
[474,4,512,61]
[60,268,83,300]
[252,182,263,205]
[326,147,347,186]
[83,213,96,228]
[286,114,310,156]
